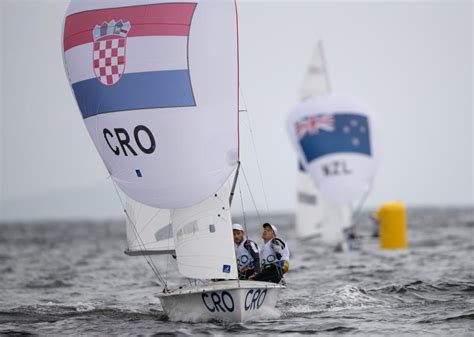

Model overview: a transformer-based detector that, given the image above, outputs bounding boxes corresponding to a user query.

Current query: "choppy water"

[1,207,473,335]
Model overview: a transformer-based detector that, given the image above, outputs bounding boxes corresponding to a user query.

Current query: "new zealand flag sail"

[298,113,372,163]
[63,3,196,118]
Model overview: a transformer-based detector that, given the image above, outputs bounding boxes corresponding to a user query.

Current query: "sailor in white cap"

[232,223,261,280]
[250,222,290,283]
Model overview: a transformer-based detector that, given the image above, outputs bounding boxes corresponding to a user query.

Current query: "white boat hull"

[158,280,285,322]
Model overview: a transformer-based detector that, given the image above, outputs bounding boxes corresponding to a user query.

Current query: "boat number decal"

[244,289,267,311]
[201,291,235,312]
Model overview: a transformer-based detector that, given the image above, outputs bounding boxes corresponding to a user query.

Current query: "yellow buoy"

[376,201,407,249]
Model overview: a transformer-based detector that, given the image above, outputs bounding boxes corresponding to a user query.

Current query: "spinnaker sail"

[63,0,239,276]
[63,0,239,209]
[288,94,378,206]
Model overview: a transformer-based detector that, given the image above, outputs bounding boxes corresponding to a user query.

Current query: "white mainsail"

[301,41,331,100]
[171,181,238,280]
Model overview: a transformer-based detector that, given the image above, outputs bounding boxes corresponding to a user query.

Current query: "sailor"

[250,222,290,283]
[233,223,261,280]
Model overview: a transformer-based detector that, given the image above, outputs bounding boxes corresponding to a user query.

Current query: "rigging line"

[124,206,166,287]
[136,207,164,237]
[126,208,167,288]
[351,180,375,228]
[238,179,247,231]
[240,163,262,224]
[239,87,270,214]
[229,162,241,207]
[239,87,248,113]
[127,214,166,287]
[164,210,175,283]
[122,203,164,281]
[318,40,332,93]
[110,182,167,288]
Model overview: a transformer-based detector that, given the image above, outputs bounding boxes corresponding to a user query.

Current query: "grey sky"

[0,0,472,222]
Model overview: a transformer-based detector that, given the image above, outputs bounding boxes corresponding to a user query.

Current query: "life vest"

[235,239,259,272]
[260,238,290,273]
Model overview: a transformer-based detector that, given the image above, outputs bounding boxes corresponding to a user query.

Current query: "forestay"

[62,0,239,209]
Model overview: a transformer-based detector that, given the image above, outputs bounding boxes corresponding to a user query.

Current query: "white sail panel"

[171,181,238,280]
[296,168,353,240]
[288,95,378,205]
[301,41,331,99]
[125,196,174,255]
[295,168,323,238]
[63,0,239,209]
[319,202,352,245]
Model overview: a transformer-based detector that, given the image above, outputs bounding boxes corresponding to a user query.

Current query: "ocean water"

[0,207,473,335]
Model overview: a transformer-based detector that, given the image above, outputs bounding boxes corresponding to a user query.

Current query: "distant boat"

[293,41,353,248]
[62,0,284,322]
[288,41,378,250]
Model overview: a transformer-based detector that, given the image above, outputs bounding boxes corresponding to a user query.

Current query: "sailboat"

[293,41,353,248]
[287,90,379,250]
[62,0,284,322]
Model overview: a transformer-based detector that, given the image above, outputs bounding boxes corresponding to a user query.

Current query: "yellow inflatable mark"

[375,201,408,249]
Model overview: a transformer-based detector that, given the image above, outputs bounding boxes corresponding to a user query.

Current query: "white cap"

[232,223,244,231]
[263,223,278,236]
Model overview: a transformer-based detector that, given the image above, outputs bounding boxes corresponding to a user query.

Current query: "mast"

[229,161,241,206]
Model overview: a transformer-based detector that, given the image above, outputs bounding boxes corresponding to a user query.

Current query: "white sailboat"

[295,41,353,247]
[287,93,379,251]
[158,181,282,321]
[125,182,283,322]
[62,0,284,322]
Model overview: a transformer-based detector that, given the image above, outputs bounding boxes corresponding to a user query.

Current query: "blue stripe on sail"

[72,69,195,118]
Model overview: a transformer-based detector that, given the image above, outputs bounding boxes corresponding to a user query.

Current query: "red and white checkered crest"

[93,37,126,86]
[92,20,131,86]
